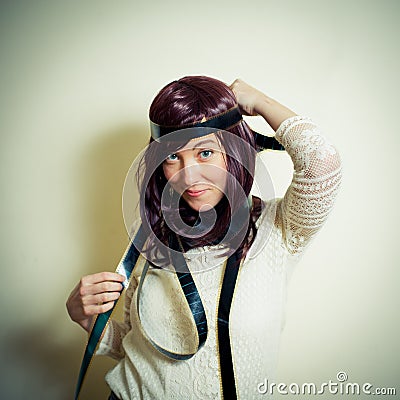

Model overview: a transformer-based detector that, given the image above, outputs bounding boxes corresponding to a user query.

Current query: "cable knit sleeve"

[95,276,137,360]
[274,116,342,255]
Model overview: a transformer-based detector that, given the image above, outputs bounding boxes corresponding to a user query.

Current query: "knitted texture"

[96,116,342,399]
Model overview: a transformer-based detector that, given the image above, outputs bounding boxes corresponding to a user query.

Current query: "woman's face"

[162,134,227,212]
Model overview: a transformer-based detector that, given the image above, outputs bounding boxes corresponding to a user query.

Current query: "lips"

[185,189,208,197]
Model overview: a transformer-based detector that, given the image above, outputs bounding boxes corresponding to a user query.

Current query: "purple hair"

[138,76,260,264]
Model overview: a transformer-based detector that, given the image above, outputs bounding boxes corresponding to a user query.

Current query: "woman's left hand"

[230,78,297,131]
[229,79,268,116]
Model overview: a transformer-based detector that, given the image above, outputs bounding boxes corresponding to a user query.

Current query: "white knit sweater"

[96,116,342,399]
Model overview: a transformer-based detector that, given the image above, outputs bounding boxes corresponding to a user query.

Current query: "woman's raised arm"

[230,78,297,130]
[231,79,342,255]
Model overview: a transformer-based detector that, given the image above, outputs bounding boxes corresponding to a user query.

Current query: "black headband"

[150,106,284,152]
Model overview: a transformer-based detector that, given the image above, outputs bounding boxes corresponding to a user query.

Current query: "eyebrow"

[191,139,219,150]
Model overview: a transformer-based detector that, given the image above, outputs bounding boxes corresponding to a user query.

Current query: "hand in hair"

[230,79,297,131]
[66,272,125,332]
[229,78,267,116]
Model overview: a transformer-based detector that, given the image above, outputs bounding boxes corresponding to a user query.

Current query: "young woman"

[67,76,342,399]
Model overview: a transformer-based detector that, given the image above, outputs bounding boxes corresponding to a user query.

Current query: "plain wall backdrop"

[0,1,398,399]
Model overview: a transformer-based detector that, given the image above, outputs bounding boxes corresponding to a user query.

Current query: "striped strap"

[75,227,244,399]
[253,131,285,152]
[217,250,242,399]
[150,105,285,153]
[135,262,208,360]
[74,226,145,400]
[135,234,208,360]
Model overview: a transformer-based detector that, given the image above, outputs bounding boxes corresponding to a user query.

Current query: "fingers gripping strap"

[75,223,246,398]
[74,225,146,400]
[74,225,209,398]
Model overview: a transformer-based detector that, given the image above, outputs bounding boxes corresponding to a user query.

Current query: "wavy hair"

[137,76,261,265]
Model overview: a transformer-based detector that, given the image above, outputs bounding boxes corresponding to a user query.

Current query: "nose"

[181,162,201,187]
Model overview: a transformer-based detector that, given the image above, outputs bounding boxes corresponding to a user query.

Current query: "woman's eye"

[199,150,213,159]
[166,153,179,162]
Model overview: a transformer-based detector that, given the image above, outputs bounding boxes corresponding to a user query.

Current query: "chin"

[186,202,215,212]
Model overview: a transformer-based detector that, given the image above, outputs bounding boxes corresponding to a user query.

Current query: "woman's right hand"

[66,272,125,332]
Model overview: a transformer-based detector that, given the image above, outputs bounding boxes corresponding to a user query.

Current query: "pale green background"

[0,1,398,399]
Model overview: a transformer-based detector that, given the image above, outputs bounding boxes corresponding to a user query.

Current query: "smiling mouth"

[185,189,208,197]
